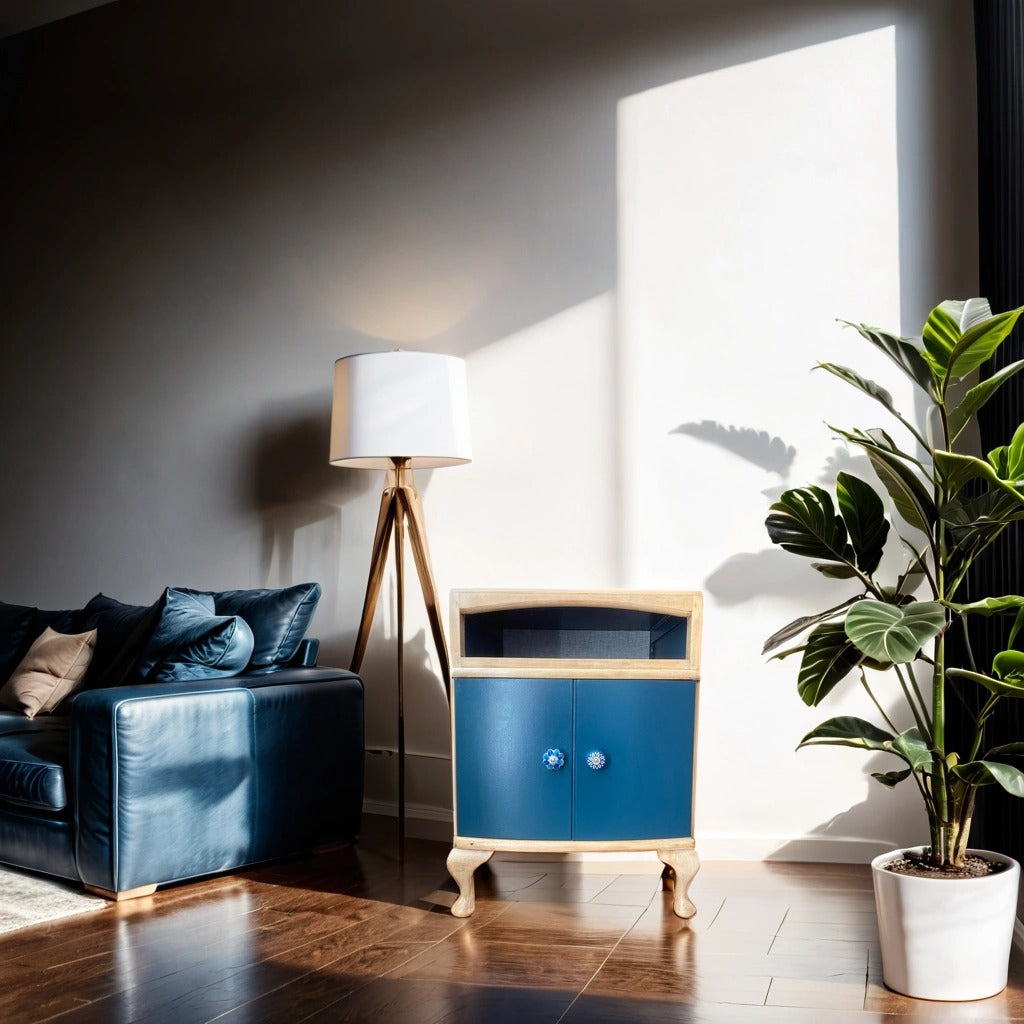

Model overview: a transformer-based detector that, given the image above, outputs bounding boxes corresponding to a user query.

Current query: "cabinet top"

[450,589,702,679]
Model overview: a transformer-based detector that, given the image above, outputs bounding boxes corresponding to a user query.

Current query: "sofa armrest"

[69,668,364,895]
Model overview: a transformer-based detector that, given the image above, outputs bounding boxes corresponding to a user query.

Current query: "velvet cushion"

[211,583,321,668]
[79,593,161,688]
[136,588,255,683]
[0,627,97,718]
[0,602,37,684]
[32,606,84,637]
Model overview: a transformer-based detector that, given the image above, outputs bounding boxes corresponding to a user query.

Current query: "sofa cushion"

[0,602,37,685]
[79,593,161,688]
[0,627,98,719]
[32,606,85,637]
[0,711,69,812]
[136,588,255,683]
[211,583,321,668]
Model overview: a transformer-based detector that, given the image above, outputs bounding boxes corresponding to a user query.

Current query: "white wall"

[0,0,977,858]
[616,27,914,860]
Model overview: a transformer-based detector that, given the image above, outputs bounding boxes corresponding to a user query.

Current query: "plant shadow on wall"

[673,423,913,847]
[673,299,1024,862]
[673,421,874,608]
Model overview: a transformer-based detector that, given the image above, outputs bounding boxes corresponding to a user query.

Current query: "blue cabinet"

[446,589,703,919]
[454,676,696,842]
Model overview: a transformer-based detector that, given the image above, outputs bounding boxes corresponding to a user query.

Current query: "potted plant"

[764,298,1024,1001]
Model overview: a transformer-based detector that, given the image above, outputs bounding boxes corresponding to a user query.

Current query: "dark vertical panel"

[960,0,1024,854]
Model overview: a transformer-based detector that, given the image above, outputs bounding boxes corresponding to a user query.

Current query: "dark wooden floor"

[2,816,1024,1023]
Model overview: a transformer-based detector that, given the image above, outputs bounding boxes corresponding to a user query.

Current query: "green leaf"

[832,426,936,533]
[840,321,934,396]
[836,472,889,575]
[952,760,1024,797]
[947,595,1024,617]
[844,600,945,663]
[1011,609,1024,649]
[946,306,1024,383]
[765,487,855,574]
[815,363,896,414]
[796,624,863,706]
[872,769,912,787]
[811,562,860,579]
[762,598,862,655]
[891,728,932,771]
[988,743,1024,757]
[936,448,1024,504]
[797,715,894,750]
[946,666,1024,698]
[949,359,1024,441]
[942,491,1024,586]
[994,649,1024,682]
[922,300,967,380]
[987,422,1024,485]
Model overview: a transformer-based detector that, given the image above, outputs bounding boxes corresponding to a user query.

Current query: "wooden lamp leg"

[349,481,397,675]
[394,474,406,851]
[398,480,451,697]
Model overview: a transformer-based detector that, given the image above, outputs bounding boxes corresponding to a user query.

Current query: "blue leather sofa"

[0,586,364,899]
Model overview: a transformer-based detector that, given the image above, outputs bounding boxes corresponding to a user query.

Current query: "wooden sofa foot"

[85,883,158,901]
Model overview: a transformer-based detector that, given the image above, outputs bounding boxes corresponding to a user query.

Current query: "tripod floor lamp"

[330,350,471,846]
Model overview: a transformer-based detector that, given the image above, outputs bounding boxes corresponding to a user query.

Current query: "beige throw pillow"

[0,627,98,718]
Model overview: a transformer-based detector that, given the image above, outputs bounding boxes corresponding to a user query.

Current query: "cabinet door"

[454,677,572,840]
[573,678,695,840]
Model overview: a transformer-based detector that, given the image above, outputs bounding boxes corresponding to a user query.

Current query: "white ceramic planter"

[871,846,1020,1001]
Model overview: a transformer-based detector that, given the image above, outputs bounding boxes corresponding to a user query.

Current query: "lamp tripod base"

[349,460,451,852]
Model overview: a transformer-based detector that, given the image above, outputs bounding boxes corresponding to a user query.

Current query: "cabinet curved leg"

[446,848,493,917]
[658,847,700,919]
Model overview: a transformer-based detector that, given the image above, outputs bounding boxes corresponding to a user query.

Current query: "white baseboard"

[362,800,454,842]
[697,834,899,864]
[358,809,895,868]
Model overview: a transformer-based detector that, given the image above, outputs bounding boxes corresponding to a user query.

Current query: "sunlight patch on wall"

[616,27,915,858]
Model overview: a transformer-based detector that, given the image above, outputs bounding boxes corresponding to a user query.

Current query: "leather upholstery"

[78,593,157,688]
[0,808,78,880]
[137,589,255,682]
[0,663,364,894]
[212,583,322,668]
[72,685,257,893]
[0,712,69,811]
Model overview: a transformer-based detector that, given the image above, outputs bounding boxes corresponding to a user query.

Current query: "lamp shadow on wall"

[245,391,374,659]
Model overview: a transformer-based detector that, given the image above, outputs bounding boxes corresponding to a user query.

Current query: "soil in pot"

[883,850,1009,880]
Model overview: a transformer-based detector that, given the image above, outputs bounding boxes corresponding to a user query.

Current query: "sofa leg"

[85,883,158,901]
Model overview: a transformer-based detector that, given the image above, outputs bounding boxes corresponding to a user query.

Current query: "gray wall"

[0,0,978,821]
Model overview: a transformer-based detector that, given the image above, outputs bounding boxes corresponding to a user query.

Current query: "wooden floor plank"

[0,816,1022,1023]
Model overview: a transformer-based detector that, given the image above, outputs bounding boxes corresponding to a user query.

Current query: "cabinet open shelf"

[452,589,702,678]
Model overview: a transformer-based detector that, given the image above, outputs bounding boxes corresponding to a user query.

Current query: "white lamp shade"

[330,350,472,469]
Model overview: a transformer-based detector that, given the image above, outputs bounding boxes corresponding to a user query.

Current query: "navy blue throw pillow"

[137,588,255,683]
[0,602,38,684]
[211,583,321,668]
[79,593,160,688]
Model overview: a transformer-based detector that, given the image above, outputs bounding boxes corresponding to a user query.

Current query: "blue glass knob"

[542,748,566,771]
[586,750,608,771]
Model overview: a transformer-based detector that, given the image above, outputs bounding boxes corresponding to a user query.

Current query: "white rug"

[0,866,107,935]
